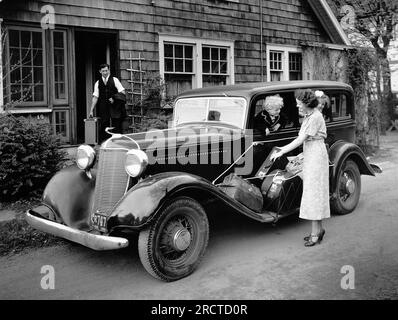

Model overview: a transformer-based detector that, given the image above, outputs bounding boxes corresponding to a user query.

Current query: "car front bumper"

[26,209,129,251]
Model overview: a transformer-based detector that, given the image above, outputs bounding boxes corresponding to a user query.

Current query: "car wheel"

[331,160,361,215]
[138,197,209,282]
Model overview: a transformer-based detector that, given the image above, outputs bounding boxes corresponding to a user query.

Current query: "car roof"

[176,80,353,100]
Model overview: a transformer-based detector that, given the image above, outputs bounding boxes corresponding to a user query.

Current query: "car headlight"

[125,149,148,177]
[76,145,96,170]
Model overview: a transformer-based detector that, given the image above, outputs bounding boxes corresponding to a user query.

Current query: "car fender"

[328,140,375,192]
[107,172,273,231]
[41,165,96,230]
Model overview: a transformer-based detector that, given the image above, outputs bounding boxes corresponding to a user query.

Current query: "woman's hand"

[270,148,284,162]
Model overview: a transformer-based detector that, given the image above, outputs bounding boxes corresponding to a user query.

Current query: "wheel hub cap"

[172,228,192,251]
[345,177,355,194]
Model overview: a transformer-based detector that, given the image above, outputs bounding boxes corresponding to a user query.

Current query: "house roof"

[308,0,351,46]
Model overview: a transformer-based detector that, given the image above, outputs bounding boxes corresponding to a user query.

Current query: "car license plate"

[92,212,107,231]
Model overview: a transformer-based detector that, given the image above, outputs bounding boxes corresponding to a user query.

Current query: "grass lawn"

[0,198,66,256]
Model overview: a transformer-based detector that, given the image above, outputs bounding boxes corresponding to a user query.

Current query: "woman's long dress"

[298,109,330,220]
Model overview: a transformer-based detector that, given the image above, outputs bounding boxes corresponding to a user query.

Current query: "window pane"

[164,43,194,75]
[7,29,45,103]
[34,85,44,101]
[185,46,192,58]
[202,47,210,60]
[53,31,64,48]
[165,73,192,98]
[175,45,183,58]
[10,69,20,84]
[54,48,64,65]
[220,61,227,74]
[32,32,42,48]
[9,48,20,66]
[22,85,33,101]
[33,67,44,84]
[20,31,31,48]
[165,58,174,72]
[270,71,282,81]
[55,66,64,82]
[56,83,66,99]
[11,84,21,101]
[203,60,210,73]
[211,47,218,60]
[9,30,20,47]
[33,49,43,66]
[175,59,183,72]
[211,61,219,73]
[185,60,192,73]
[21,49,32,65]
[22,67,32,83]
[220,49,227,60]
[165,44,173,57]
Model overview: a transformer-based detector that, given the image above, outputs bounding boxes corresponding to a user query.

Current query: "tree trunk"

[355,88,369,147]
[376,48,393,133]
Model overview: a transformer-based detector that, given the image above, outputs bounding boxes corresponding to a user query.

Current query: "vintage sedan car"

[26,80,381,281]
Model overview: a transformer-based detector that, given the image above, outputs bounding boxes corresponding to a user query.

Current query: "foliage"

[346,48,375,88]
[0,113,66,201]
[330,0,398,131]
[133,113,173,133]
[346,47,380,146]
[130,73,175,115]
[302,45,347,82]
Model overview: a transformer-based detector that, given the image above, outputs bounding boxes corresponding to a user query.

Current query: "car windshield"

[173,97,247,129]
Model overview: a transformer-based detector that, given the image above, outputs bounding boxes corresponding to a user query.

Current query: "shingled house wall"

[0,0,342,143]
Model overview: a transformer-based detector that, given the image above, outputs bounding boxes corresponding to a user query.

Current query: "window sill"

[6,107,52,114]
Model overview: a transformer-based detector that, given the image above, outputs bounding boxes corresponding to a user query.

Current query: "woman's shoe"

[304,229,325,242]
[304,235,321,247]
[318,229,325,242]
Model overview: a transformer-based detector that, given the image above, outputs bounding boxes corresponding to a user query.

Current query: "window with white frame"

[266,45,302,82]
[202,46,228,87]
[6,27,46,105]
[159,35,234,99]
[51,109,70,143]
[52,30,68,103]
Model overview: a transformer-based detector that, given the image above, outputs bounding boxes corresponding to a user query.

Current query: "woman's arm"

[270,134,307,161]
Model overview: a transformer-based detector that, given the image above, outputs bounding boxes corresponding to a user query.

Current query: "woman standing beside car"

[271,89,330,246]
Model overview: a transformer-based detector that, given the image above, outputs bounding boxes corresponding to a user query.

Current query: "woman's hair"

[295,89,318,109]
[317,94,330,111]
[263,94,284,111]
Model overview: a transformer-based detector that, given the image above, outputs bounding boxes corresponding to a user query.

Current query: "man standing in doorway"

[89,63,126,142]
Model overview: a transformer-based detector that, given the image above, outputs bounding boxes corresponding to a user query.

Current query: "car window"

[322,91,352,122]
[252,92,299,133]
[173,97,247,128]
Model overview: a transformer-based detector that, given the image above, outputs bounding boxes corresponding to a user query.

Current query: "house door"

[75,30,117,144]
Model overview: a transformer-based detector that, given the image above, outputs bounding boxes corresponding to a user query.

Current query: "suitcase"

[84,117,100,145]
[261,169,302,213]
[219,173,263,212]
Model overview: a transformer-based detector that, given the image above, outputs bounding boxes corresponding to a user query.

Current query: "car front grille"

[92,148,129,217]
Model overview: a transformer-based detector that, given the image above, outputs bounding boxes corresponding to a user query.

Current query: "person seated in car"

[315,90,332,122]
[254,95,288,135]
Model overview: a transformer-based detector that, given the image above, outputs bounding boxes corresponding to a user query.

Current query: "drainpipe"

[259,0,264,82]
[0,18,3,111]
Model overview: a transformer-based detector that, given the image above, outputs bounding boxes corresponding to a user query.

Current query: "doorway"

[75,30,118,144]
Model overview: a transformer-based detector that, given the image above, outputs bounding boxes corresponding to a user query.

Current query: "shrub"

[0,113,66,201]
[134,113,173,132]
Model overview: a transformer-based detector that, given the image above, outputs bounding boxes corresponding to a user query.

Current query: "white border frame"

[159,34,235,90]
[266,44,302,82]
[51,29,68,105]
[5,26,47,107]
